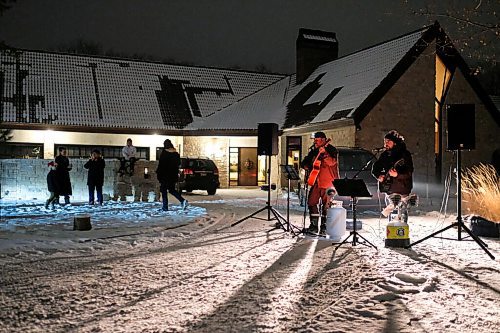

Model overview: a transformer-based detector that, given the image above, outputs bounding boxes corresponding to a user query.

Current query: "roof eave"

[0,122,260,136]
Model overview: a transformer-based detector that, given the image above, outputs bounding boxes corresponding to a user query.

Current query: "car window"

[339,150,374,172]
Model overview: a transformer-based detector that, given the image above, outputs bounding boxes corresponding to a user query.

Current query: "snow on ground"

[1,189,499,333]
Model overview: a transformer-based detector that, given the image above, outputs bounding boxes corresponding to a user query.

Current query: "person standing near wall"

[156,139,188,211]
[44,161,59,209]
[55,146,72,205]
[84,149,106,205]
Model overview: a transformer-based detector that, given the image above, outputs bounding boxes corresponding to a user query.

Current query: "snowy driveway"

[1,189,499,332]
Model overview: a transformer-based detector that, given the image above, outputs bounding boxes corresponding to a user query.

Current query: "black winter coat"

[47,169,59,193]
[84,157,105,186]
[156,148,180,186]
[55,155,72,196]
[371,142,414,195]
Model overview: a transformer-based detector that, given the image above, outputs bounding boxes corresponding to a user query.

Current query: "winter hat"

[384,130,404,143]
[163,139,174,149]
[314,131,327,139]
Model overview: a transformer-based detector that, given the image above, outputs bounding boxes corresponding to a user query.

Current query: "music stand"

[332,178,377,250]
[281,165,303,236]
[231,155,288,232]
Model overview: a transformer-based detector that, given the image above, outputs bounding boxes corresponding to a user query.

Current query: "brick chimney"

[296,28,338,84]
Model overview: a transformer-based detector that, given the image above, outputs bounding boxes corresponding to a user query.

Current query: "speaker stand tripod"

[231,155,288,232]
[332,178,377,251]
[405,149,495,260]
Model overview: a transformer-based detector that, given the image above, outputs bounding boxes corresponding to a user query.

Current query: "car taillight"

[183,168,194,175]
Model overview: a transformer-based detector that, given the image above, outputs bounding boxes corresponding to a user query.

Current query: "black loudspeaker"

[257,123,279,156]
[447,104,475,150]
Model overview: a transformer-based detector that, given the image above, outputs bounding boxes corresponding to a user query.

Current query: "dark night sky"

[0,0,497,73]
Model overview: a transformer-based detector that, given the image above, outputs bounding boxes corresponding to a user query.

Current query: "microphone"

[372,146,385,152]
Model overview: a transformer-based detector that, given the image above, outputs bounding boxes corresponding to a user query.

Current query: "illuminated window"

[0,143,44,159]
[54,144,149,159]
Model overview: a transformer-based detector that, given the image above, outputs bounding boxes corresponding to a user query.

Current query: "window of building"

[0,142,44,159]
[54,144,149,160]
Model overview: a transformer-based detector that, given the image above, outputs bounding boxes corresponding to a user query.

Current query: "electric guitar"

[307,139,331,187]
[379,158,405,193]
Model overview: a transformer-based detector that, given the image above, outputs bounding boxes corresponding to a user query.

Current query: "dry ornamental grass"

[462,163,500,223]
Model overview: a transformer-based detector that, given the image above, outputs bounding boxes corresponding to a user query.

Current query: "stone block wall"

[356,44,436,185]
[0,159,160,202]
[183,137,229,188]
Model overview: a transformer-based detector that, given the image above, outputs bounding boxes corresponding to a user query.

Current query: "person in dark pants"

[371,130,414,216]
[84,149,106,205]
[300,131,339,234]
[156,139,188,211]
[45,161,59,209]
[55,146,73,205]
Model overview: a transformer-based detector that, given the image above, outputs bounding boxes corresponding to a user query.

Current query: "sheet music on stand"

[333,178,371,198]
[282,165,301,180]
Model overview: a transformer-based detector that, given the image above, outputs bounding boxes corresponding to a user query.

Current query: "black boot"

[306,216,319,234]
[319,223,327,235]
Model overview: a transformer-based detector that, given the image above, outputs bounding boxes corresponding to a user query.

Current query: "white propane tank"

[326,201,346,241]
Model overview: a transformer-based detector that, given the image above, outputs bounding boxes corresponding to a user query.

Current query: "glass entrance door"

[238,147,258,186]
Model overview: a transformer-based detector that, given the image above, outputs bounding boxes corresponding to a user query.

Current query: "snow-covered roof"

[286,29,425,126]
[3,23,495,134]
[490,96,500,112]
[188,76,292,130]
[193,27,428,131]
[0,49,285,131]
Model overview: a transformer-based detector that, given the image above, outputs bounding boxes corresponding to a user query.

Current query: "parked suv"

[178,157,220,195]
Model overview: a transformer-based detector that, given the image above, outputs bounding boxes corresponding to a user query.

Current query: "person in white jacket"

[119,138,137,175]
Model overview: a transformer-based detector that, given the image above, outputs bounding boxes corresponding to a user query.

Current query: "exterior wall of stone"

[183,136,230,188]
[356,41,499,185]
[356,44,436,185]
[0,159,160,202]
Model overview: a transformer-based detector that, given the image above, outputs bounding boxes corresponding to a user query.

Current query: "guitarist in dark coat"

[301,131,339,234]
[371,130,414,196]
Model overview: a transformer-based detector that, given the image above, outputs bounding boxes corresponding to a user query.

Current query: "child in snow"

[45,161,59,209]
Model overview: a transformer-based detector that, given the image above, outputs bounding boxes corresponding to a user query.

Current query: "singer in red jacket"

[300,131,339,234]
